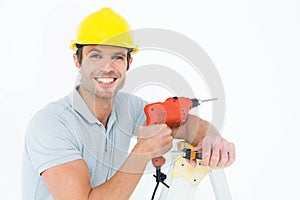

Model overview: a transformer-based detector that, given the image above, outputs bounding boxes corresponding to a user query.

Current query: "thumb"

[192,143,202,151]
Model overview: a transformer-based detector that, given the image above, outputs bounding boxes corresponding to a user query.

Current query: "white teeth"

[96,77,115,84]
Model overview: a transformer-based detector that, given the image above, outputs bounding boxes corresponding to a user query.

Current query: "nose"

[97,57,118,72]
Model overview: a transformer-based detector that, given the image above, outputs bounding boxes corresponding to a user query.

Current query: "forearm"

[172,114,220,146]
[89,146,150,200]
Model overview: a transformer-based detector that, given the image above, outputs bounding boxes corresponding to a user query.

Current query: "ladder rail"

[209,169,232,200]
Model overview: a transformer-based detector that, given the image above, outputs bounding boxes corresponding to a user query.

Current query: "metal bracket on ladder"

[159,141,232,200]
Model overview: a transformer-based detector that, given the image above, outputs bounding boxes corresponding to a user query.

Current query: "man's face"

[77,45,130,99]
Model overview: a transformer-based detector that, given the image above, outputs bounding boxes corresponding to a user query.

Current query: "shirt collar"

[67,88,98,124]
[67,88,117,127]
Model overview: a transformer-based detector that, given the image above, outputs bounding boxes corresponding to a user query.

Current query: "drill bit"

[200,98,218,103]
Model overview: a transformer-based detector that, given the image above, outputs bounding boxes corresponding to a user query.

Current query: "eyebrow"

[113,52,127,57]
[88,48,126,57]
[87,48,102,54]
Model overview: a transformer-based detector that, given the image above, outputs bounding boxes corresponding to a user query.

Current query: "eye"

[90,53,102,59]
[113,55,125,60]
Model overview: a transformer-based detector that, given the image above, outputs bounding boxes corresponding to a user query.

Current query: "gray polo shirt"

[22,89,147,199]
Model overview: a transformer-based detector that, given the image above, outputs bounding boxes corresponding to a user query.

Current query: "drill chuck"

[191,99,200,108]
[191,98,218,107]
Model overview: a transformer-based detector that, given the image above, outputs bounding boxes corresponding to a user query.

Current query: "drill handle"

[144,102,168,126]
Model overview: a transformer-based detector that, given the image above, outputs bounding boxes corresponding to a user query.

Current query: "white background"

[1,0,300,199]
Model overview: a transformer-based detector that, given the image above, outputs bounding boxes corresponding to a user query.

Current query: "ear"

[73,54,80,70]
[127,57,133,71]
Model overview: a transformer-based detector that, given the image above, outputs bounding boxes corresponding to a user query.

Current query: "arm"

[42,150,148,200]
[42,124,173,200]
[171,114,235,167]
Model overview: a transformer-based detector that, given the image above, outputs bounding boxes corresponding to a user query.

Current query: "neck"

[77,86,114,127]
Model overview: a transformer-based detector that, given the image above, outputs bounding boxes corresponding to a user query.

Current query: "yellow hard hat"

[70,7,138,53]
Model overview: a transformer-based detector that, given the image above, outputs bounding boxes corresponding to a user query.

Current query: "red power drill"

[144,96,217,199]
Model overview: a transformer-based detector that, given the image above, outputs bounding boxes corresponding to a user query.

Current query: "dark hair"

[75,47,84,65]
[75,45,131,70]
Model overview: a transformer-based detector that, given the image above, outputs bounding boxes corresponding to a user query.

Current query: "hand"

[133,124,173,160]
[193,135,235,168]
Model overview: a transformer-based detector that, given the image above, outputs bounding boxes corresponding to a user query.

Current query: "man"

[22,7,235,200]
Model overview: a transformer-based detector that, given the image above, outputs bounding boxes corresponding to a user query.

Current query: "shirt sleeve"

[25,110,82,175]
[130,95,148,136]
[115,93,148,137]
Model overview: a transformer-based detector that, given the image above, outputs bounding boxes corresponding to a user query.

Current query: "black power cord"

[151,168,169,200]
[151,182,160,200]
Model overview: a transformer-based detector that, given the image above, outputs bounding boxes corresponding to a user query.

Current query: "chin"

[94,91,115,99]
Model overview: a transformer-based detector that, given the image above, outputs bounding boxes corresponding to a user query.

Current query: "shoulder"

[32,98,71,122]
[26,97,73,137]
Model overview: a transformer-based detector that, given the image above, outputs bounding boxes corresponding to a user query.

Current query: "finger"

[161,143,173,156]
[152,142,172,158]
[225,143,236,167]
[201,142,212,167]
[192,145,201,152]
[138,124,168,139]
[188,159,197,168]
[164,126,173,137]
[161,135,173,147]
[217,141,228,167]
[209,143,221,168]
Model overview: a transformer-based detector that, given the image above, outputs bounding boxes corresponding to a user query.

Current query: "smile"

[95,77,117,84]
